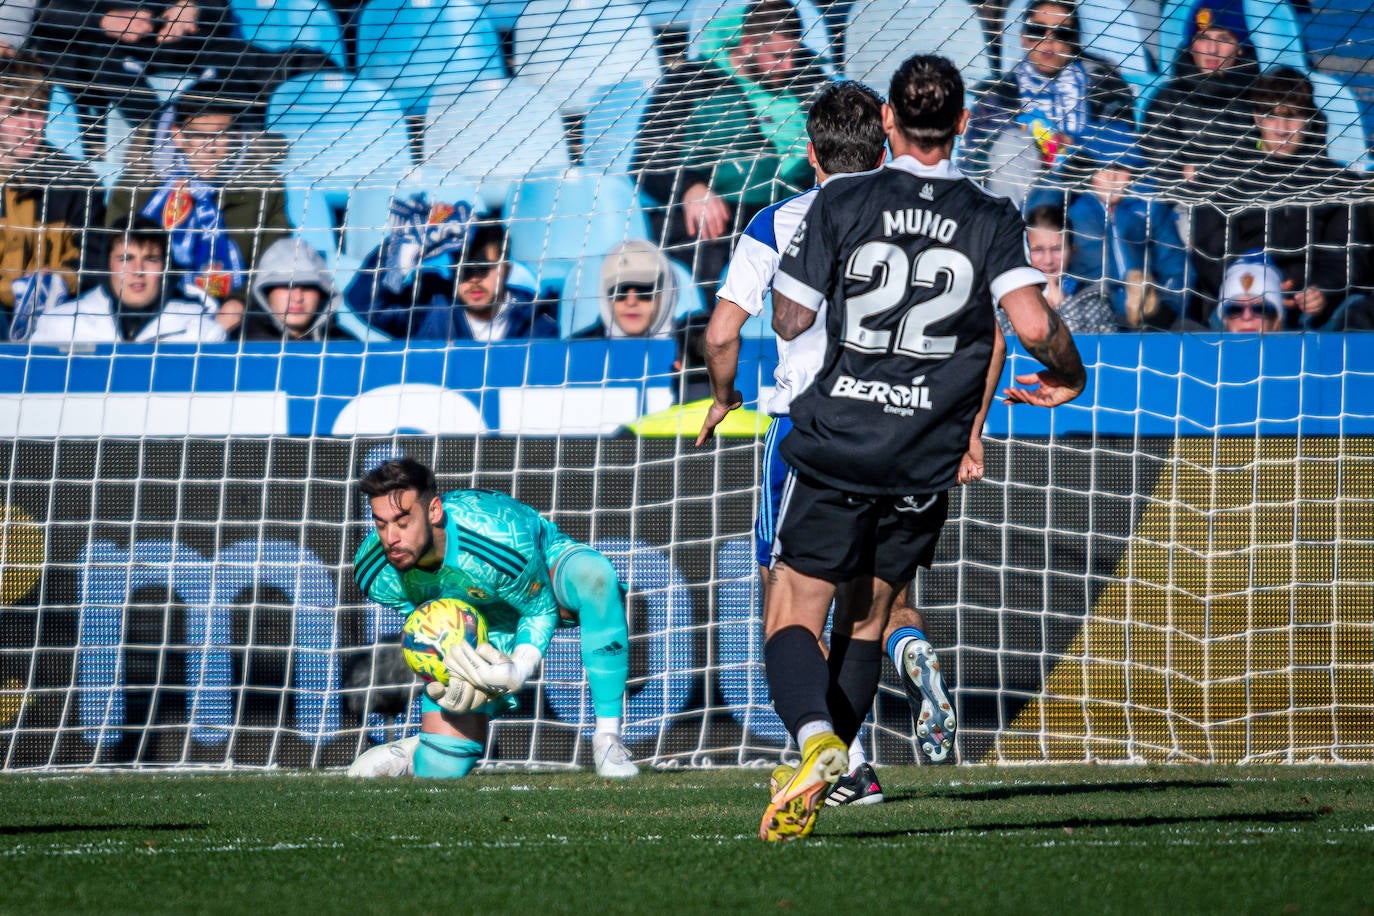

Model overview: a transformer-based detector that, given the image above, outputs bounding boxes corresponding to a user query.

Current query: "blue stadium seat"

[580,78,650,174]
[688,0,835,74]
[1308,70,1373,171]
[266,72,415,258]
[640,0,693,29]
[999,0,1157,112]
[561,251,704,337]
[845,0,991,105]
[1159,0,1308,76]
[503,170,651,310]
[511,0,662,114]
[422,76,573,211]
[475,0,529,31]
[356,0,507,118]
[228,0,347,68]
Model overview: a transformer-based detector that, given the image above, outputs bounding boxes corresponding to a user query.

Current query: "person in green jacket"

[631,0,829,296]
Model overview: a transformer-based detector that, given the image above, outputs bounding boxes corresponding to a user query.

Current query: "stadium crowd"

[0,0,1371,349]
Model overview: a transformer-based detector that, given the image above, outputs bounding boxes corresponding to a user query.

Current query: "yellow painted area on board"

[999,438,1374,763]
[0,503,43,606]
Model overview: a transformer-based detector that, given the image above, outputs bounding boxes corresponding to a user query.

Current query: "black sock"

[826,635,884,745]
[765,625,832,738]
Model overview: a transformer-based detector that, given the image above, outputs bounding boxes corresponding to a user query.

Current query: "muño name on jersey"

[773,157,1043,495]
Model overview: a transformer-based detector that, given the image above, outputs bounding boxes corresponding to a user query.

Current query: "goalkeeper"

[347,457,638,779]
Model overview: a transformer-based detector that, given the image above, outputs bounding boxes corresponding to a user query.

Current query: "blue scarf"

[380,194,475,295]
[139,179,245,300]
[1014,59,1090,140]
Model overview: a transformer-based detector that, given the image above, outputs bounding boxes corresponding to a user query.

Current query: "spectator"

[105,83,293,336]
[572,240,710,399]
[1139,0,1262,192]
[1214,258,1285,333]
[239,238,356,341]
[0,56,105,342]
[1188,67,1374,329]
[999,205,1121,336]
[30,1,330,126]
[573,240,682,339]
[631,0,829,290]
[24,219,226,344]
[348,199,558,341]
[964,0,1134,208]
[1059,121,1189,328]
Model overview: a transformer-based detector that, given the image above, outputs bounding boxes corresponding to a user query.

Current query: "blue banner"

[3,334,1371,437]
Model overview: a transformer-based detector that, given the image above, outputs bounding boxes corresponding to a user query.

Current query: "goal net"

[1,0,1372,770]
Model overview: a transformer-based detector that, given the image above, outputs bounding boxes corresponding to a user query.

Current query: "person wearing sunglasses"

[573,240,683,340]
[1215,260,1284,333]
[348,213,558,341]
[572,240,713,402]
[964,0,1134,208]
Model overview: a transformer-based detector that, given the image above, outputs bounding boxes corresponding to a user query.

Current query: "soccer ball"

[401,597,490,685]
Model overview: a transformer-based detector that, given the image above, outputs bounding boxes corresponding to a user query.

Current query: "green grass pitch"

[2,766,1372,914]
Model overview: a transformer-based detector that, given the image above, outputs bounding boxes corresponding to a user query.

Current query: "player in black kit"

[758,54,1087,842]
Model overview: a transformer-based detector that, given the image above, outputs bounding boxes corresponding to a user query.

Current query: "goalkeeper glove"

[423,676,491,715]
[445,641,541,697]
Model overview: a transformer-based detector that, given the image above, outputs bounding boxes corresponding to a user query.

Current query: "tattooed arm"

[998,284,1087,408]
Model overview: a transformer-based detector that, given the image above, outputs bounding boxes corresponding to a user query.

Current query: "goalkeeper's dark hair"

[807,81,885,175]
[888,54,964,150]
[361,458,438,505]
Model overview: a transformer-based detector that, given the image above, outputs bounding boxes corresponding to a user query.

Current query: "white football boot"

[346,735,420,777]
[592,732,639,778]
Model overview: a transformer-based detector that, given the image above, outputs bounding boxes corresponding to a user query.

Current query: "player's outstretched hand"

[694,392,743,447]
[424,676,490,715]
[1003,371,1083,408]
[445,641,524,696]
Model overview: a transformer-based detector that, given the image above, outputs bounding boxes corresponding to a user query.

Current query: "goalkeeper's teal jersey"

[353,489,579,656]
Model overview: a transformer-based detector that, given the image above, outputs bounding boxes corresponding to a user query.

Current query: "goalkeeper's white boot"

[347,735,420,778]
[592,733,639,778]
[901,639,956,763]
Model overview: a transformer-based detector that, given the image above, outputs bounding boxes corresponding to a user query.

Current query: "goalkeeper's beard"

[387,525,437,572]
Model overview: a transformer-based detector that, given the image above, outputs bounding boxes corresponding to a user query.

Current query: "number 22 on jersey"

[840,242,974,360]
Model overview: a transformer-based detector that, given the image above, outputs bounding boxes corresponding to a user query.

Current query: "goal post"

[2,336,1372,769]
[2,0,1373,770]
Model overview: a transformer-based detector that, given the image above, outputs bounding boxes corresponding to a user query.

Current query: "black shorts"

[771,471,949,584]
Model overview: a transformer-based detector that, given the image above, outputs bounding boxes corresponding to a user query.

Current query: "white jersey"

[717,186,828,417]
[26,285,227,346]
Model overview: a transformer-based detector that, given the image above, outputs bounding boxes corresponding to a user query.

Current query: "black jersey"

[773,157,1042,495]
